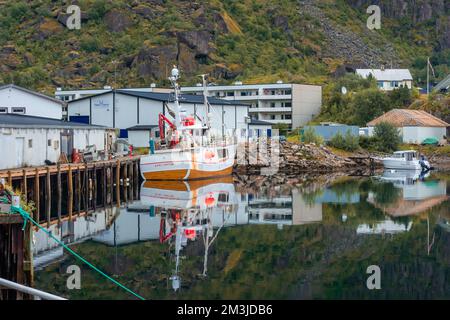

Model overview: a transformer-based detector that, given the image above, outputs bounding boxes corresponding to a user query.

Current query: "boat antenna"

[169,65,182,129]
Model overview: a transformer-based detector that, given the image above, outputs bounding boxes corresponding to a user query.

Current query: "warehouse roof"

[367,109,449,127]
[127,125,159,131]
[0,114,106,129]
[249,119,273,126]
[68,89,250,106]
[0,84,65,105]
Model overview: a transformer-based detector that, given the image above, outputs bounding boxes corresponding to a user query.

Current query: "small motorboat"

[382,150,431,171]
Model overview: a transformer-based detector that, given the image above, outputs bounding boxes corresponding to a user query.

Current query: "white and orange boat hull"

[140,144,236,181]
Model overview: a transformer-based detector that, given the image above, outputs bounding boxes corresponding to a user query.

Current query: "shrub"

[80,35,100,52]
[328,130,359,152]
[372,122,402,153]
[302,127,324,145]
[359,135,376,150]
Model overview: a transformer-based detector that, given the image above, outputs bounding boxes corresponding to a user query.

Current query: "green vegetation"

[301,127,324,145]
[0,0,448,94]
[369,122,403,153]
[327,130,359,152]
[316,74,416,126]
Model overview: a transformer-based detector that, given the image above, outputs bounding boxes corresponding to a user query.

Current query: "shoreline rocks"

[234,141,383,176]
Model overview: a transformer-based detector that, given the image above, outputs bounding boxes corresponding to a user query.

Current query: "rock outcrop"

[234,141,382,176]
[104,9,133,33]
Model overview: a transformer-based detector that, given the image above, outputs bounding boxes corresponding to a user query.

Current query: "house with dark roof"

[367,109,449,144]
[0,114,113,169]
[67,89,250,139]
[433,74,450,93]
[0,84,66,120]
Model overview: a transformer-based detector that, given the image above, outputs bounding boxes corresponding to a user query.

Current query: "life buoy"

[205,193,215,207]
[205,150,215,159]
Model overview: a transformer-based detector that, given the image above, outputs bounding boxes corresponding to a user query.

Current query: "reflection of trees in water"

[317,225,450,299]
[367,180,402,205]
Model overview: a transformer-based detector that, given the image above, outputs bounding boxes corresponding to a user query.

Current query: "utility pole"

[427,57,430,96]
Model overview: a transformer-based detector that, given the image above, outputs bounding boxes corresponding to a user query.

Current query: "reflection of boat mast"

[427,215,435,256]
[170,223,183,291]
[201,206,233,277]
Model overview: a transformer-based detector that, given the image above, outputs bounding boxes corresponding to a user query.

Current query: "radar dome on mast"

[171,65,180,80]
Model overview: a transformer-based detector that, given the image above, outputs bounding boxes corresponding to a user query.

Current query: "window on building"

[48,139,52,147]
[285,102,292,108]
[226,91,234,97]
[155,130,160,138]
[285,114,292,120]
[285,89,292,95]
[0,107,7,114]
[11,107,26,114]
[270,115,276,120]
[392,81,399,88]
[28,139,33,148]
[377,82,384,88]
[270,102,276,108]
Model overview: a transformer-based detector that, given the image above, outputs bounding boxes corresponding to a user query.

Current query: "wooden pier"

[0,156,141,299]
[0,214,33,300]
[0,156,141,227]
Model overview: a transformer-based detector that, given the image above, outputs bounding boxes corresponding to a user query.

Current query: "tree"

[372,122,402,153]
[388,86,412,108]
[351,89,391,126]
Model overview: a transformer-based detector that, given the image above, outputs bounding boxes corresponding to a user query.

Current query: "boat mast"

[170,66,182,129]
[201,74,211,129]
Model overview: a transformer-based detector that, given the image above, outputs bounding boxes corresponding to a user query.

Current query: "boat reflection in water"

[368,170,448,217]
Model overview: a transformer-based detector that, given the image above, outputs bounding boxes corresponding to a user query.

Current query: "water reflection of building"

[368,170,448,217]
[34,207,119,268]
[357,219,413,235]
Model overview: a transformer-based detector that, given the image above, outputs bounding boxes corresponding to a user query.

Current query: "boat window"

[218,193,229,202]
[218,149,228,159]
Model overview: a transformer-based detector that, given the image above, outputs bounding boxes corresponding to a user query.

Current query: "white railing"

[0,277,67,300]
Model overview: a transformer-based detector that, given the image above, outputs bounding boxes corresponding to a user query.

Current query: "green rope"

[11,206,145,300]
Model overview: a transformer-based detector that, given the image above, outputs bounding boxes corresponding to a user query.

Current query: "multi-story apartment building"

[181,82,322,129]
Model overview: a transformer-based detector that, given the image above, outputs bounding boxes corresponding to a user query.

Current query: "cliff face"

[0,0,448,92]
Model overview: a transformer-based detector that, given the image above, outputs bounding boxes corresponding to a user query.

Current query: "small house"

[0,114,112,169]
[127,125,160,148]
[367,109,449,144]
[0,84,66,120]
[356,69,413,91]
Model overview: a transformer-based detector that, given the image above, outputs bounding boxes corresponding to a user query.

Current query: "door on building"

[15,137,25,167]
[60,130,74,159]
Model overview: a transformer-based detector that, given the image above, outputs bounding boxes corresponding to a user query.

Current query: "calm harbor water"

[34,171,450,300]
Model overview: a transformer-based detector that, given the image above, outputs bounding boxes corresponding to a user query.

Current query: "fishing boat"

[140,67,236,181]
[382,150,431,171]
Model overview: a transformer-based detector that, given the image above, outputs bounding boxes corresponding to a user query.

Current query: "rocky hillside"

[0,0,448,93]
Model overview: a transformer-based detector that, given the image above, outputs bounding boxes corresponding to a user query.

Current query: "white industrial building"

[367,109,449,144]
[356,68,413,91]
[67,89,250,139]
[127,125,159,148]
[0,114,111,169]
[0,84,65,119]
[181,82,322,129]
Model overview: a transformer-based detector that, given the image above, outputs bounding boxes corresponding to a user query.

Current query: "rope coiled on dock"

[10,206,145,300]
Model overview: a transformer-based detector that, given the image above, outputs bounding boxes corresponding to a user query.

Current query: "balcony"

[249,107,292,113]
[257,119,292,125]
[217,94,292,101]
